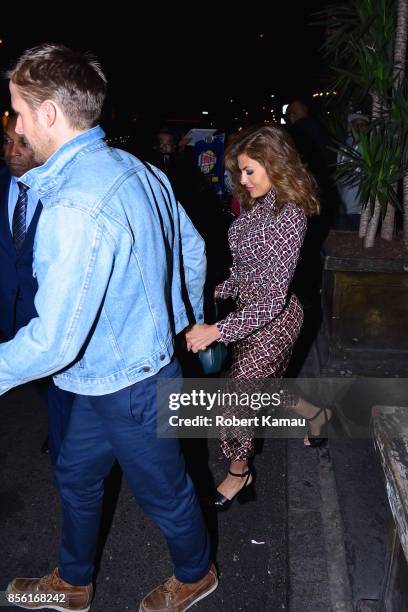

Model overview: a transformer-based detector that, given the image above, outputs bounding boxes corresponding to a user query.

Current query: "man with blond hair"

[2,44,217,612]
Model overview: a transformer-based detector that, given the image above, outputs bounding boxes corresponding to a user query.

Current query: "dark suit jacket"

[0,166,42,341]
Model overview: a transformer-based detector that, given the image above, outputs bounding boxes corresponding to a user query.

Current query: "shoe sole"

[5,603,90,612]
[138,576,219,612]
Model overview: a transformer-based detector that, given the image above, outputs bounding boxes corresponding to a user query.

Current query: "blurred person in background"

[334,111,369,230]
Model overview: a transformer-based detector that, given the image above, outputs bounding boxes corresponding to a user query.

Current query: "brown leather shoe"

[139,563,218,611]
[6,567,93,611]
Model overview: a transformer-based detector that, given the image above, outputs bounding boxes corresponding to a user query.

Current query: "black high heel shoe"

[305,406,344,447]
[213,468,256,511]
[305,406,330,447]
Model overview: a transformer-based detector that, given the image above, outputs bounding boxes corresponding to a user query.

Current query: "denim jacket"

[0,126,205,395]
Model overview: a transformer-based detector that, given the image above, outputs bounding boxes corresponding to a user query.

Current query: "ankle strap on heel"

[306,407,324,422]
[228,469,250,478]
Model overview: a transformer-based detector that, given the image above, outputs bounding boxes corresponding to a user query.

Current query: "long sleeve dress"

[215,189,307,460]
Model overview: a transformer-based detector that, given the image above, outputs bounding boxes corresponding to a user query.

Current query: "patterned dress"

[215,189,307,460]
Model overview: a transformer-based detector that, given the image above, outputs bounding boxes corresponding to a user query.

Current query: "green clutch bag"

[197,301,228,375]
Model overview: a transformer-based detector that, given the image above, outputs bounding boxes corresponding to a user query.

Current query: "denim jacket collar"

[20,126,106,198]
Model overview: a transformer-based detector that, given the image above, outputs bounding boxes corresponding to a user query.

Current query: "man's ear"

[38,100,58,127]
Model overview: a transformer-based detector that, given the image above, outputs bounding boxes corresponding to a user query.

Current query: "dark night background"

[0,1,329,139]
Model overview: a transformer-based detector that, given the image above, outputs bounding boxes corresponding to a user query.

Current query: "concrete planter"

[321,230,408,376]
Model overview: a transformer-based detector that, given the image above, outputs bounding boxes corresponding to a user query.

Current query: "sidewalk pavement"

[0,382,393,611]
[288,436,390,612]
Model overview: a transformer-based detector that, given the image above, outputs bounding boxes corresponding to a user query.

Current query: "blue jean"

[54,359,210,585]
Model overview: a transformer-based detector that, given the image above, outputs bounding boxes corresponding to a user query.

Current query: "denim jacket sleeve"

[0,205,114,394]
[177,203,206,326]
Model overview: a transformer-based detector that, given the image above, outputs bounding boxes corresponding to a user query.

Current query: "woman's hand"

[185,323,221,353]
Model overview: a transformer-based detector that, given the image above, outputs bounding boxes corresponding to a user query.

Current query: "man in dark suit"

[1,115,73,463]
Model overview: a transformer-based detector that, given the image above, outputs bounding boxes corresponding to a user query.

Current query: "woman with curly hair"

[186,124,326,510]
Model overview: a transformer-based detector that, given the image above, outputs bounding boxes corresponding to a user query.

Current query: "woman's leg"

[216,459,253,499]
[216,343,263,499]
[216,301,303,495]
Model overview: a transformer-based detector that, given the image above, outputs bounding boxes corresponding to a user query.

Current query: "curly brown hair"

[224,124,320,215]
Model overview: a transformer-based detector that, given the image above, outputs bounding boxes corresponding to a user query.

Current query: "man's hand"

[185,323,221,353]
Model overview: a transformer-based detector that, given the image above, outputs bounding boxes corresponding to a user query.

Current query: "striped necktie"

[12,181,29,252]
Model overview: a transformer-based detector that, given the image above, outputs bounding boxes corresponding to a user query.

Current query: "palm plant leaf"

[317,0,396,104]
[316,0,408,230]
[335,121,407,214]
